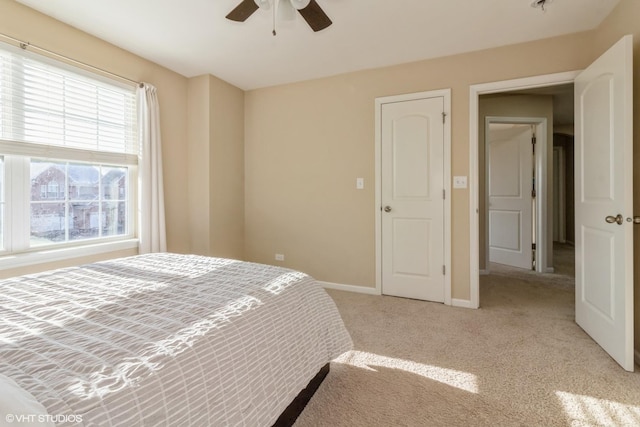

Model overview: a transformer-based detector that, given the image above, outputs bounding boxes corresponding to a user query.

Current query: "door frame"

[469,71,580,308]
[484,117,548,274]
[553,145,567,243]
[375,89,452,305]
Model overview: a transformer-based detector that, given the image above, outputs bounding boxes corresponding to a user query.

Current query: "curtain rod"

[0,32,143,88]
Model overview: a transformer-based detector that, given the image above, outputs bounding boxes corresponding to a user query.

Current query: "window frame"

[0,154,138,269]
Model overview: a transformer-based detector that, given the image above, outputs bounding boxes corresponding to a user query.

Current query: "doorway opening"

[468,71,579,308]
[479,88,576,308]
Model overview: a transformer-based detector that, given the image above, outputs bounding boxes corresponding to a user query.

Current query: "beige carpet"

[295,246,640,427]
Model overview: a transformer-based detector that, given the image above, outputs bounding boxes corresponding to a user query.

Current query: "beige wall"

[245,31,594,296]
[188,74,245,259]
[188,76,212,255]
[210,76,245,259]
[590,0,640,358]
[478,94,554,272]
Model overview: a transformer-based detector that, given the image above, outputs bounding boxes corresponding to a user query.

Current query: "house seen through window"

[30,161,128,246]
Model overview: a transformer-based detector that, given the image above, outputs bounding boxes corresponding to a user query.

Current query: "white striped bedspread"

[0,253,352,426]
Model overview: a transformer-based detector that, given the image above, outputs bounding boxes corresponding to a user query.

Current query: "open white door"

[488,124,534,270]
[575,35,634,371]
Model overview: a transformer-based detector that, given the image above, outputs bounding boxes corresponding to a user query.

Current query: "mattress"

[0,253,352,426]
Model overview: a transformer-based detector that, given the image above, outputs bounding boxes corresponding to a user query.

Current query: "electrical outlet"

[275,254,285,261]
[453,176,468,189]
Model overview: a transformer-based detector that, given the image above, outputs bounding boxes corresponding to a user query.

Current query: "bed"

[0,253,352,426]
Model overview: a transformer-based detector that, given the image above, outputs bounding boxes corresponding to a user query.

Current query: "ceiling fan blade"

[226,0,259,22]
[297,0,332,32]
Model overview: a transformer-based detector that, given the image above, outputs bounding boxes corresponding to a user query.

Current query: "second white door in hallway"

[488,124,534,270]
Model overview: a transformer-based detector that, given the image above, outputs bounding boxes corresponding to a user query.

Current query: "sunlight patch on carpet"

[335,350,478,393]
[555,391,640,426]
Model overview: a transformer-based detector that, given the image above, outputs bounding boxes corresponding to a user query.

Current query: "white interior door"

[487,124,533,270]
[381,97,445,302]
[575,35,634,371]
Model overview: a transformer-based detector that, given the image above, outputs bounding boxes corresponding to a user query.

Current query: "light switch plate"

[453,176,468,189]
[356,177,364,190]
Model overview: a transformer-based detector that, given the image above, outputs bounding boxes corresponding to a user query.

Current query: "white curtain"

[137,83,167,253]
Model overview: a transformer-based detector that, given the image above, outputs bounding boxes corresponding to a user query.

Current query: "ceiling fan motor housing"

[227,0,332,32]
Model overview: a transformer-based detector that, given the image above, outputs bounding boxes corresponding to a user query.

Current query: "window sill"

[0,239,139,271]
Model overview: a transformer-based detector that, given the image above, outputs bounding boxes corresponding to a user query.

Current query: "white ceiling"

[16,0,620,90]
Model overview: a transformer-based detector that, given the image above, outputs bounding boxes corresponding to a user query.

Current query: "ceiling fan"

[530,0,552,10]
[226,0,332,34]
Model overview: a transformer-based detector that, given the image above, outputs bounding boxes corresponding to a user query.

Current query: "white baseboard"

[318,281,380,295]
[452,298,477,309]
[319,282,478,309]
[635,349,640,368]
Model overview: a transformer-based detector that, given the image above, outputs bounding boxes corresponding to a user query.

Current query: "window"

[0,42,138,262]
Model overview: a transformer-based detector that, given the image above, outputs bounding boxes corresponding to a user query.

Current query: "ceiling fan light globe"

[278,0,296,21]
[290,0,311,10]
[254,0,271,10]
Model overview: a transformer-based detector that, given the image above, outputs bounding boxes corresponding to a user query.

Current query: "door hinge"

[532,243,536,250]
[443,265,446,275]
[532,135,536,154]
[442,112,446,124]
[443,189,446,200]
[532,188,536,198]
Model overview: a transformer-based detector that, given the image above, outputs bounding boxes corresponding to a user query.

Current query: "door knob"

[626,216,640,224]
[605,214,623,225]
[384,206,392,213]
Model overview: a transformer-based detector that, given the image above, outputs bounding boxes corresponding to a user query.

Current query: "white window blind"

[0,44,137,158]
